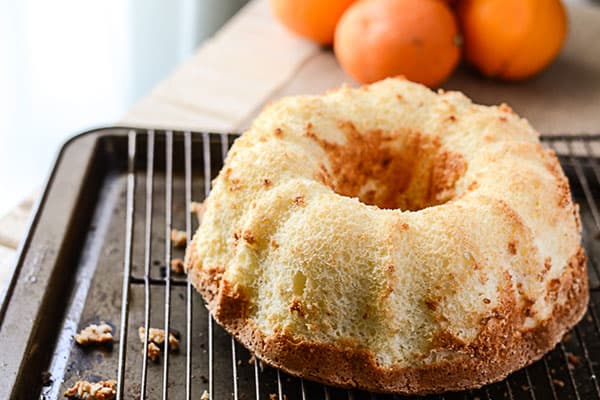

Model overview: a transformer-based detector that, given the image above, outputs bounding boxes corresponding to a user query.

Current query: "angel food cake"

[184,78,587,394]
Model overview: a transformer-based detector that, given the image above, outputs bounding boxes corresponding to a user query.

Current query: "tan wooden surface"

[123,0,600,135]
[1,0,600,287]
[0,195,36,286]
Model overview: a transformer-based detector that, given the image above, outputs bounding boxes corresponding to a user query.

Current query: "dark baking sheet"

[1,128,599,400]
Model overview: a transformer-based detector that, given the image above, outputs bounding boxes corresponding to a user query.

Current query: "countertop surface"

[1,0,600,288]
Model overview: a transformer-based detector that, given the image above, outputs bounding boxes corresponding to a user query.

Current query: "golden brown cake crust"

[184,78,588,394]
[189,246,587,395]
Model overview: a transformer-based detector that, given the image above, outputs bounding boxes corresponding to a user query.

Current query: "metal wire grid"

[113,130,600,400]
[115,130,270,400]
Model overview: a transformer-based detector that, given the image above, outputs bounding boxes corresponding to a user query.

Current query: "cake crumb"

[171,229,187,248]
[138,327,179,350]
[138,327,180,360]
[170,258,185,274]
[269,394,278,400]
[191,201,206,223]
[553,378,565,388]
[567,352,580,369]
[146,342,161,361]
[248,354,256,365]
[74,322,113,346]
[200,390,210,400]
[63,379,116,400]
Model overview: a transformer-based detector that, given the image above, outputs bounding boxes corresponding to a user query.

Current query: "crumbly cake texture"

[184,78,587,394]
[171,258,186,274]
[74,322,113,346]
[63,379,116,400]
[171,229,188,248]
[138,327,180,354]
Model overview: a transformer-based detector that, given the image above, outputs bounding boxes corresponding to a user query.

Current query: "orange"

[457,0,567,80]
[334,0,461,87]
[270,0,357,45]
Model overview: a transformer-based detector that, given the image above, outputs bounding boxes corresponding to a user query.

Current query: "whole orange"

[270,0,357,45]
[457,0,567,80]
[334,0,461,87]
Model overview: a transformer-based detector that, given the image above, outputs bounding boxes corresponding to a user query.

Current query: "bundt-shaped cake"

[185,78,587,394]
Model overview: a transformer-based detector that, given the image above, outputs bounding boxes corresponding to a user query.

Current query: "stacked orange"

[270,0,567,87]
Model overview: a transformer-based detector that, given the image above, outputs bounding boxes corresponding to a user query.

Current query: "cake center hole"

[309,124,467,211]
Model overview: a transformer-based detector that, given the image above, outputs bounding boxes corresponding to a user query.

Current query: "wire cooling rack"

[110,131,600,400]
